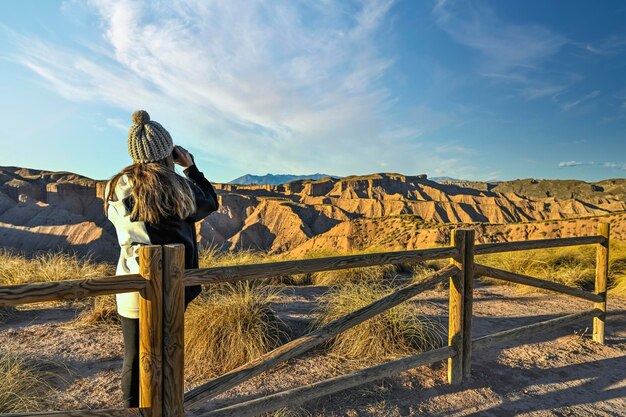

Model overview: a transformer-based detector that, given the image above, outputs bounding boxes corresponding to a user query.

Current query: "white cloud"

[105,117,128,131]
[8,0,445,177]
[434,0,574,102]
[602,162,626,170]
[559,161,589,167]
[573,36,626,56]
[433,0,566,72]
[560,90,600,112]
[559,160,626,170]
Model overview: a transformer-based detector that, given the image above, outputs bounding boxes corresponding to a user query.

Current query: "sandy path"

[1,283,625,416]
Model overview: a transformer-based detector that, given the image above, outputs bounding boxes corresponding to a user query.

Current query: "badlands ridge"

[1,166,625,261]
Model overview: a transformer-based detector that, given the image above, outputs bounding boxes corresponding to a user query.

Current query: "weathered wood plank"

[594,223,610,344]
[193,346,455,417]
[472,309,602,351]
[448,230,465,384]
[139,246,163,417]
[461,229,475,379]
[1,408,142,416]
[0,275,145,307]
[474,235,604,255]
[183,247,458,286]
[474,264,602,302]
[162,245,185,417]
[184,264,459,409]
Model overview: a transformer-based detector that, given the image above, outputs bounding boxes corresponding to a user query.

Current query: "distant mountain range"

[229,173,460,185]
[430,176,461,183]
[228,173,335,185]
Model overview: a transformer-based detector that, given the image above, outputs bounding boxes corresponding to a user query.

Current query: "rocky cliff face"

[2,166,625,260]
[0,166,117,260]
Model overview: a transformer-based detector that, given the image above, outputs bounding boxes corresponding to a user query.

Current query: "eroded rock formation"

[1,166,625,260]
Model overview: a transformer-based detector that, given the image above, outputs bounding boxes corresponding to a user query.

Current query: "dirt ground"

[1,281,625,416]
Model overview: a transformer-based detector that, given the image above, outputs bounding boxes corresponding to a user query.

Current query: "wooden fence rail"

[475,264,603,302]
[0,224,610,417]
[193,346,457,417]
[184,264,458,409]
[0,274,145,307]
[183,246,458,286]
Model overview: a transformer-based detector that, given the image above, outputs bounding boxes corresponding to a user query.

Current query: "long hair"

[105,156,196,223]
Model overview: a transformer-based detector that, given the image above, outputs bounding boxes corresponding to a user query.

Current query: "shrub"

[184,283,287,379]
[315,281,445,360]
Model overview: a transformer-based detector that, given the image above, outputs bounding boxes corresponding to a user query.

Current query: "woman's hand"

[173,145,194,169]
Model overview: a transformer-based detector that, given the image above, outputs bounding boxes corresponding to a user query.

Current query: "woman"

[104,110,219,407]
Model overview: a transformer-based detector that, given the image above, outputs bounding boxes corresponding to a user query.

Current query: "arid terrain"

[2,166,626,259]
[1,283,625,416]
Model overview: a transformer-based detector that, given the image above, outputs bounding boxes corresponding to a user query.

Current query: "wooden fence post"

[139,245,164,417]
[448,229,467,384]
[162,245,186,417]
[462,229,475,379]
[594,223,610,344]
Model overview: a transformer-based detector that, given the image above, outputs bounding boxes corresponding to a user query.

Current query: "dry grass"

[315,280,445,360]
[609,241,626,297]
[199,245,283,268]
[411,260,447,280]
[0,353,55,412]
[311,265,397,286]
[0,249,113,287]
[477,241,626,294]
[184,283,287,379]
[70,295,120,329]
[410,260,449,290]
[478,246,595,291]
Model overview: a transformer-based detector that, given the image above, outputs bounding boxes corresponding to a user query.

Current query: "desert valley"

[2,165,626,260]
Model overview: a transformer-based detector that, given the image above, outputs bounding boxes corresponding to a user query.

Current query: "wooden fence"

[0,224,610,417]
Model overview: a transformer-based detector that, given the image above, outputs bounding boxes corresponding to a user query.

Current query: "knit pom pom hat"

[127,110,174,163]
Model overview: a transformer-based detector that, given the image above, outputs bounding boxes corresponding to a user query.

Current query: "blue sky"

[0,0,624,183]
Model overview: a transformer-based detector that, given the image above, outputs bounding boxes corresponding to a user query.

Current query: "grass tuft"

[315,280,445,360]
[610,241,626,297]
[0,353,55,413]
[311,265,397,286]
[71,295,120,329]
[184,283,287,379]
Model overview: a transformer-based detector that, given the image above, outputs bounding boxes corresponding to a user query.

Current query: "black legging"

[120,285,201,407]
[120,316,141,407]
